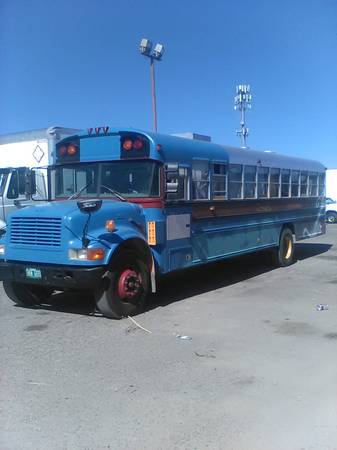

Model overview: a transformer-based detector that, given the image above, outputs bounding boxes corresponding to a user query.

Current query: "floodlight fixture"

[139,38,165,132]
[153,43,164,60]
[234,84,252,148]
[139,38,152,56]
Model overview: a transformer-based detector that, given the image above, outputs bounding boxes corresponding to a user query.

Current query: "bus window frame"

[192,158,210,201]
[211,160,227,201]
[243,165,257,199]
[228,164,243,200]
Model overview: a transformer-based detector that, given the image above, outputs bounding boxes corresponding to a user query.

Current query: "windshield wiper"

[68,182,127,202]
[100,185,127,202]
[68,181,93,200]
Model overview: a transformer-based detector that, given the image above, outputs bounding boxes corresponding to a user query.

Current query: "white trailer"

[0,127,80,232]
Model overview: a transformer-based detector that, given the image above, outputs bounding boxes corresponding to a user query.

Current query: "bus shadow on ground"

[150,242,333,310]
[24,242,332,317]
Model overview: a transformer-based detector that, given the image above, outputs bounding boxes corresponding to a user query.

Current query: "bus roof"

[75,127,326,173]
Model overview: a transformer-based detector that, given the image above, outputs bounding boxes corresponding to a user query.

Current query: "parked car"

[326,198,337,223]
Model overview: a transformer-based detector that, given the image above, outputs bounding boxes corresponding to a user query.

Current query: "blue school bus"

[0,127,326,318]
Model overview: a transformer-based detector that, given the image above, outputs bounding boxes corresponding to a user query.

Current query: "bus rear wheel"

[3,281,53,306]
[94,251,150,319]
[272,227,294,267]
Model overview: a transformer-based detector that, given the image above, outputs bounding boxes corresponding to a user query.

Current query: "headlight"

[68,248,105,261]
[0,244,5,256]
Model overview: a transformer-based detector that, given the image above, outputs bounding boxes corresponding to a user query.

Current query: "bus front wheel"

[3,281,52,306]
[94,251,150,319]
[272,227,294,267]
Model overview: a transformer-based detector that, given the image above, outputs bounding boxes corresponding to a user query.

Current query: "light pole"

[234,84,252,148]
[139,38,164,133]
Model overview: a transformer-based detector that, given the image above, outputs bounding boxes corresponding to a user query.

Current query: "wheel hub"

[118,269,142,299]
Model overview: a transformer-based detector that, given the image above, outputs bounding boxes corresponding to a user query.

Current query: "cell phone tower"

[234,84,252,148]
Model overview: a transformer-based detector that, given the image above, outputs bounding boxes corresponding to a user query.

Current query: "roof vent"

[171,132,211,142]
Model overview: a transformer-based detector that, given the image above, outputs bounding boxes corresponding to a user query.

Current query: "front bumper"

[0,261,106,290]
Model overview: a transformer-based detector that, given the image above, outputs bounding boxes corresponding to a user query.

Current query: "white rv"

[0,127,80,233]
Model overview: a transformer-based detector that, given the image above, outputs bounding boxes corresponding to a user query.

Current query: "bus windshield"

[51,160,160,199]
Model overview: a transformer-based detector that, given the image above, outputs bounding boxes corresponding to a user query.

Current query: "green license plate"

[25,268,42,280]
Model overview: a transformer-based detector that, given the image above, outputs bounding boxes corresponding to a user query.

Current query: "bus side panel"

[191,214,280,263]
[294,212,326,240]
[164,206,194,273]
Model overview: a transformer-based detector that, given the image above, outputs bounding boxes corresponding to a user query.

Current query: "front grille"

[10,217,62,247]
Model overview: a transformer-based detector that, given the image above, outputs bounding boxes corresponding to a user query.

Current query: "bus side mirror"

[165,163,179,194]
[25,170,36,197]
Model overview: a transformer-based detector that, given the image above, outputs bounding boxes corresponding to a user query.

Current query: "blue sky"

[1,0,336,168]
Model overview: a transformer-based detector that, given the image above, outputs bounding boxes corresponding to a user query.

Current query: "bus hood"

[4,199,146,265]
[7,199,142,222]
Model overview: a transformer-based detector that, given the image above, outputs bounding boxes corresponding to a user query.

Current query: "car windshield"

[51,160,161,199]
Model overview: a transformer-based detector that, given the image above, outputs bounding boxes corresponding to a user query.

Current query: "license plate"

[25,267,42,280]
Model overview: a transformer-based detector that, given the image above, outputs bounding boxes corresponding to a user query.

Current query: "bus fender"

[103,235,157,294]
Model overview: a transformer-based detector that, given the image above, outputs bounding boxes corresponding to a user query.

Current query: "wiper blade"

[67,182,127,202]
[68,181,93,200]
[100,185,127,202]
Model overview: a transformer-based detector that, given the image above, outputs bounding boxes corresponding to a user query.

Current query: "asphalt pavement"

[1,226,337,450]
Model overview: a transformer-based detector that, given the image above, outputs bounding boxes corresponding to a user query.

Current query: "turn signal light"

[105,220,116,232]
[87,248,105,260]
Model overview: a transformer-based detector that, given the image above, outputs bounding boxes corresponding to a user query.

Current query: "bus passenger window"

[212,163,227,200]
[257,167,269,198]
[228,164,242,199]
[308,172,318,196]
[243,165,256,198]
[192,161,209,200]
[300,171,308,196]
[270,168,280,198]
[291,171,299,196]
[281,169,290,197]
[318,173,325,196]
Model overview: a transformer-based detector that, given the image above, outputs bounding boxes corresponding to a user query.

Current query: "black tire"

[272,227,294,267]
[3,281,53,306]
[94,251,150,319]
[326,212,337,224]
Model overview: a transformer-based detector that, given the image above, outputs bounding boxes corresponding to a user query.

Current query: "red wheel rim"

[117,269,142,299]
